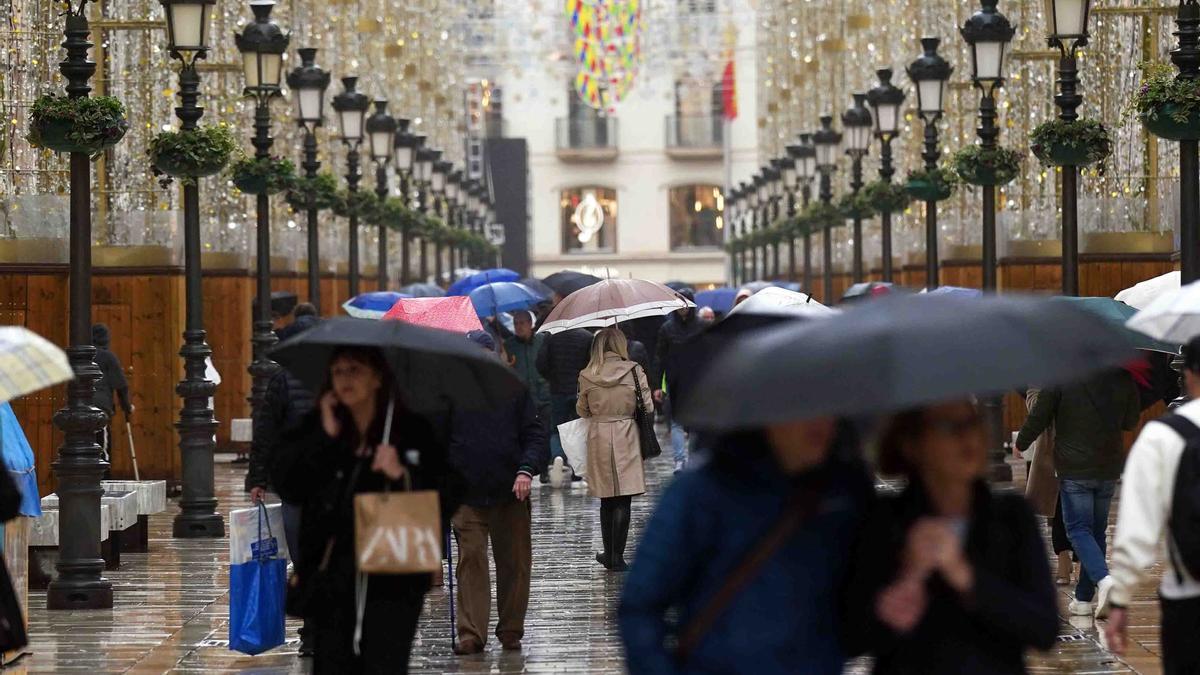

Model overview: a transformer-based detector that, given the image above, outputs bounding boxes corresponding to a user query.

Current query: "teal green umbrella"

[1053,297,1178,354]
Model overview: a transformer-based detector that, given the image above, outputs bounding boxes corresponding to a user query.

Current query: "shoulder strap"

[1159,414,1200,442]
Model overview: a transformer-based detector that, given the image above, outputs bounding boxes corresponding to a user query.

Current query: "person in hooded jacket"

[536,327,593,482]
[90,323,132,458]
[652,290,705,472]
[576,326,652,571]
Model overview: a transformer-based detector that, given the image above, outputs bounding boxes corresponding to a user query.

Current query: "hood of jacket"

[579,353,637,388]
[277,314,319,342]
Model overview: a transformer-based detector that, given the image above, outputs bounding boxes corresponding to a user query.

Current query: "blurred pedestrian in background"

[1102,336,1200,674]
[448,330,547,654]
[91,323,133,462]
[536,327,593,485]
[1018,388,1075,586]
[576,327,652,571]
[505,311,552,445]
[1015,368,1141,617]
[848,400,1057,674]
[652,289,705,473]
[619,417,870,674]
[277,302,318,340]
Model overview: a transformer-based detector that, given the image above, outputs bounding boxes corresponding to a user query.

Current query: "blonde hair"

[587,326,629,374]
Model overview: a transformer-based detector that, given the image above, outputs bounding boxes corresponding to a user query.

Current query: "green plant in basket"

[332,190,380,220]
[286,172,340,212]
[27,94,129,158]
[904,166,958,202]
[801,201,843,231]
[375,197,425,232]
[952,145,1022,187]
[1029,118,1111,169]
[228,155,296,196]
[421,215,449,242]
[149,124,237,184]
[862,180,911,213]
[837,191,876,220]
[1130,61,1200,141]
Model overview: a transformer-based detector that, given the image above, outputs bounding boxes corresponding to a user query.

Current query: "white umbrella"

[1115,271,1181,310]
[1126,278,1200,344]
[537,279,693,334]
[727,287,839,318]
[0,327,73,403]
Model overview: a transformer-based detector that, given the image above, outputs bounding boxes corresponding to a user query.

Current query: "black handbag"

[631,364,662,460]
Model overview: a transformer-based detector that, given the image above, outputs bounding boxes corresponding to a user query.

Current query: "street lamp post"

[907,37,953,290]
[432,159,450,284]
[751,173,765,280]
[790,134,817,293]
[365,100,397,290]
[1046,0,1093,296]
[236,0,288,422]
[961,0,1015,293]
[726,186,740,285]
[393,125,417,283]
[447,170,463,274]
[780,151,799,281]
[47,0,113,610]
[737,182,752,284]
[1176,0,1200,284]
[414,145,438,281]
[867,69,907,283]
[287,47,330,309]
[331,76,369,298]
[814,115,843,303]
[765,164,783,278]
[842,94,873,284]
[162,0,223,541]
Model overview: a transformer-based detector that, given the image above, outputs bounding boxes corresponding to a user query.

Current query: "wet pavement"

[11,435,1170,673]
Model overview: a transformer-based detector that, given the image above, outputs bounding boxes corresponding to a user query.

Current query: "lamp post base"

[172,512,225,538]
[47,576,112,610]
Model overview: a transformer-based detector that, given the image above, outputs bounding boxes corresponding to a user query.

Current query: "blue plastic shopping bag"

[229,504,287,655]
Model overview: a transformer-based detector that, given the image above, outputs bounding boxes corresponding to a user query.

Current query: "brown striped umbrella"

[537,279,694,335]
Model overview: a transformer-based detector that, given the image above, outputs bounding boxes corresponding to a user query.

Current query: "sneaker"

[539,470,550,485]
[549,457,566,488]
[1068,599,1094,617]
[673,460,685,474]
[1094,575,1115,619]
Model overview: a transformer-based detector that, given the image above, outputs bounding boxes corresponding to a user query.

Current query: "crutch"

[125,421,140,480]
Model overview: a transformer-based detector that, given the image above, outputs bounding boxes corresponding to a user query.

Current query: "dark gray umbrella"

[399,282,447,298]
[519,277,554,299]
[269,317,524,413]
[542,271,602,298]
[677,294,1136,431]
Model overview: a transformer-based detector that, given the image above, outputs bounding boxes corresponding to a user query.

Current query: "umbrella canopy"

[269,317,523,413]
[541,271,602,298]
[383,296,484,333]
[677,294,1136,431]
[537,279,693,335]
[664,280,691,292]
[0,327,73,404]
[695,287,738,314]
[519,277,555,299]
[1054,296,1177,353]
[1126,279,1200,344]
[739,280,776,294]
[1116,271,1181,311]
[252,290,299,316]
[842,282,904,303]
[447,268,520,297]
[342,291,414,319]
[398,283,447,298]
[925,286,983,299]
[727,287,839,319]
[468,282,544,318]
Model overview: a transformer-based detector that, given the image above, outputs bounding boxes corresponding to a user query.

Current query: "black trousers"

[312,578,427,674]
[1162,594,1200,675]
[1051,497,1073,557]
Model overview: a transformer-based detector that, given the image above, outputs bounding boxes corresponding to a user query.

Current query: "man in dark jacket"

[450,331,548,654]
[91,324,132,460]
[1015,368,1141,617]
[536,327,592,482]
[652,290,705,472]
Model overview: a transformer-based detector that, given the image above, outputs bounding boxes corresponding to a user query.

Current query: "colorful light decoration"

[565,0,643,112]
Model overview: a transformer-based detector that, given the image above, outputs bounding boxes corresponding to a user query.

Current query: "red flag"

[721,58,737,121]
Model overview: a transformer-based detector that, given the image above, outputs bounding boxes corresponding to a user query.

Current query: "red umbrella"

[382,296,484,333]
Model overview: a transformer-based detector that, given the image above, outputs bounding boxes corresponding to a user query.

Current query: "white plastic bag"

[229,503,290,565]
[559,417,590,478]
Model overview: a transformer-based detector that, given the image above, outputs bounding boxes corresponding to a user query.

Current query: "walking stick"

[125,421,140,480]
[446,530,456,648]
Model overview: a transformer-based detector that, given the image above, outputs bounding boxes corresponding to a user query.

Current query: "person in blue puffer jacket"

[618,418,872,675]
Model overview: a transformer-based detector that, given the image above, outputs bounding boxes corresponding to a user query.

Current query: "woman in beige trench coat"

[577,326,653,571]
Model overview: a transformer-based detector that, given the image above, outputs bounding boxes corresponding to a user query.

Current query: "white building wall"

[497,1,758,286]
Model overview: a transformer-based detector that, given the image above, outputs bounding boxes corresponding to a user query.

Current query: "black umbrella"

[664,280,690,292]
[399,283,447,298]
[252,290,299,316]
[269,317,524,413]
[542,271,602,298]
[677,294,1136,431]
[519,277,555,299]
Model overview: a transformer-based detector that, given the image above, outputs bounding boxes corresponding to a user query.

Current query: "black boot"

[610,498,631,572]
[596,500,613,568]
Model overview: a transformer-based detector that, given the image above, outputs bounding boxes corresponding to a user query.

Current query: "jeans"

[1059,478,1117,602]
[662,396,693,466]
[549,394,578,465]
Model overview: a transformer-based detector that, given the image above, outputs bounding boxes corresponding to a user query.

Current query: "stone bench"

[102,480,167,552]
[29,500,114,589]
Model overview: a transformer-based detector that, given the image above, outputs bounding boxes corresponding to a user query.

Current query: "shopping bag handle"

[378,396,413,495]
[255,501,275,562]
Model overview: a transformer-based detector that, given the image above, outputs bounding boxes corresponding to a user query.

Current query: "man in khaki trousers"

[449,331,549,654]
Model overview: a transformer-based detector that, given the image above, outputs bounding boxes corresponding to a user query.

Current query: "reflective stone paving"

[9,441,1169,673]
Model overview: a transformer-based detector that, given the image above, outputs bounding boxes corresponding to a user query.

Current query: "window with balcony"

[666,79,724,156]
[561,186,617,253]
[557,82,619,159]
[670,184,724,250]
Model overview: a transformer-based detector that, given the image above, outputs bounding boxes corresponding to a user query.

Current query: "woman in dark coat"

[846,400,1057,674]
[271,346,458,674]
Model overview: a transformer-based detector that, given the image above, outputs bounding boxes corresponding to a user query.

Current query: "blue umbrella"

[447,268,519,297]
[399,283,446,298]
[468,282,544,318]
[927,286,983,298]
[342,291,413,319]
[695,287,738,314]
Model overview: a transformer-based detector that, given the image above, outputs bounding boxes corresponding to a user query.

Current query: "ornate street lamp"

[907,36,953,290]
[750,172,765,281]
[160,0,223,543]
[789,133,818,292]
[432,159,451,285]
[447,170,463,274]
[47,0,114,610]
[1046,0,1093,295]
[1174,0,1200,284]
[287,47,330,308]
[235,0,288,437]
[365,100,396,290]
[331,76,369,297]
[736,184,751,285]
[414,145,438,282]
[780,151,799,281]
[765,164,783,278]
[814,115,842,303]
[393,125,418,283]
[867,69,906,283]
[842,94,873,284]
[726,185,740,285]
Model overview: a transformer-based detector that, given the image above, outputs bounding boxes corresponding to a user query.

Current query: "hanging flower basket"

[1141,103,1200,141]
[863,180,911,214]
[800,201,843,232]
[333,190,380,220]
[375,197,425,231]
[952,145,1022,187]
[837,192,875,220]
[286,172,340,212]
[1030,118,1111,168]
[26,94,129,158]
[149,125,237,184]
[904,167,957,202]
[228,156,297,195]
[1130,62,1200,141]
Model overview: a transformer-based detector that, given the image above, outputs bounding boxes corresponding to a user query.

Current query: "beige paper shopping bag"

[354,490,443,574]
